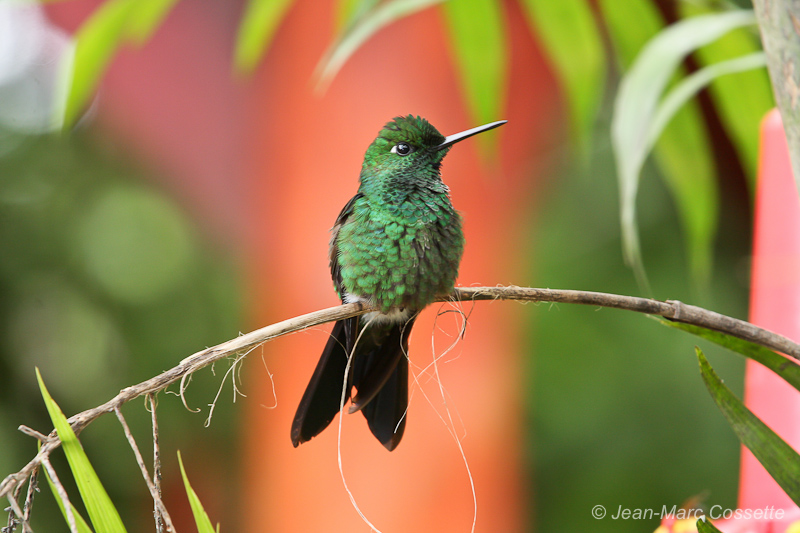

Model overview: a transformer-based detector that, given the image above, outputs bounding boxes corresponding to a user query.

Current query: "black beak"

[436,120,507,151]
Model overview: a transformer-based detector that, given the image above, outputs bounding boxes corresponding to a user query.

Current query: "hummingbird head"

[359,115,506,191]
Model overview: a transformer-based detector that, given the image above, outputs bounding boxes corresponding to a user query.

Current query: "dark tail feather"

[291,317,357,447]
[362,354,408,451]
[352,317,415,450]
[291,316,415,450]
[349,317,415,413]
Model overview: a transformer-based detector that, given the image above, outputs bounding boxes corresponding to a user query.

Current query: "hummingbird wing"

[291,193,364,447]
[329,192,363,300]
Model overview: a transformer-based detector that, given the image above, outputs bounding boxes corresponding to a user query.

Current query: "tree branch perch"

[1,285,798,503]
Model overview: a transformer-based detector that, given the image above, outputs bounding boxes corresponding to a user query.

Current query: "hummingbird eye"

[391,142,414,156]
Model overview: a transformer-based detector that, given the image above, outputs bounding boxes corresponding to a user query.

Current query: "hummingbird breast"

[335,189,464,314]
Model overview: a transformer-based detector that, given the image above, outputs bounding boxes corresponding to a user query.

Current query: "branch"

[1,285,798,502]
[453,286,800,358]
[114,408,174,532]
[147,394,164,533]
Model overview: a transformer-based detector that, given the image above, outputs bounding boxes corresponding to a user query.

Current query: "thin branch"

[4,480,20,533]
[451,287,800,359]
[17,427,45,443]
[5,470,31,533]
[2,286,799,502]
[22,469,37,526]
[113,408,175,532]
[40,457,76,533]
[5,493,29,533]
[147,394,164,533]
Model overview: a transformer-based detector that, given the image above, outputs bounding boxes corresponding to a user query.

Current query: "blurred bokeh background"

[0,0,769,531]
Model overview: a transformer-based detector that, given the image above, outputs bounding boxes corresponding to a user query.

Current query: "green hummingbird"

[291,115,506,451]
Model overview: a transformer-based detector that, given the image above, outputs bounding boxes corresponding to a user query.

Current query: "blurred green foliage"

[61,0,772,290]
[0,133,243,531]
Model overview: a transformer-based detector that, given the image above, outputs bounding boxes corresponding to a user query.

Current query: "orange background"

[243,0,557,530]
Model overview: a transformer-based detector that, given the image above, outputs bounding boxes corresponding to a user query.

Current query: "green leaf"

[653,316,800,391]
[647,51,765,282]
[315,0,444,89]
[608,8,757,286]
[63,0,136,129]
[652,103,717,286]
[696,347,800,506]
[600,0,706,290]
[40,445,95,533]
[598,0,663,68]
[519,0,604,155]
[651,53,767,143]
[233,0,296,74]
[442,0,507,154]
[60,0,181,126]
[681,3,774,190]
[178,450,217,533]
[696,516,724,533]
[125,0,181,44]
[36,368,127,532]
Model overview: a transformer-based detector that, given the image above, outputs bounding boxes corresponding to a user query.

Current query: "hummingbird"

[291,115,506,451]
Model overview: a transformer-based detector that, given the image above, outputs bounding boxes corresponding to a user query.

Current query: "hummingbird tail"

[290,317,354,447]
[351,316,415,451]
[291,315,415,451]
[359,348,409,451]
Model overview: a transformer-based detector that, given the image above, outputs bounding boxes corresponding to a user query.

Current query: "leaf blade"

[653,316,800,391]
[606,7,757,286]
[40,447,94,533]
[124,0,181,44]
[315,0,444,89]
[646,53,767,282]
[36,368,127,532]
[681,2,774,190]
[696,347,800,506]
[62,0,136,129]
[612,10,757,167]
[233,0,296,74]
[519,0,604,154]
[599,0,673,290]
[177,450,217,533]
[651,98,718,284]
[696,516,725,533]
[650,53,767,143]
[442,0,507,153]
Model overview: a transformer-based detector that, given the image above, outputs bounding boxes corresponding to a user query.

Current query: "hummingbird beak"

[436,120,507,151]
